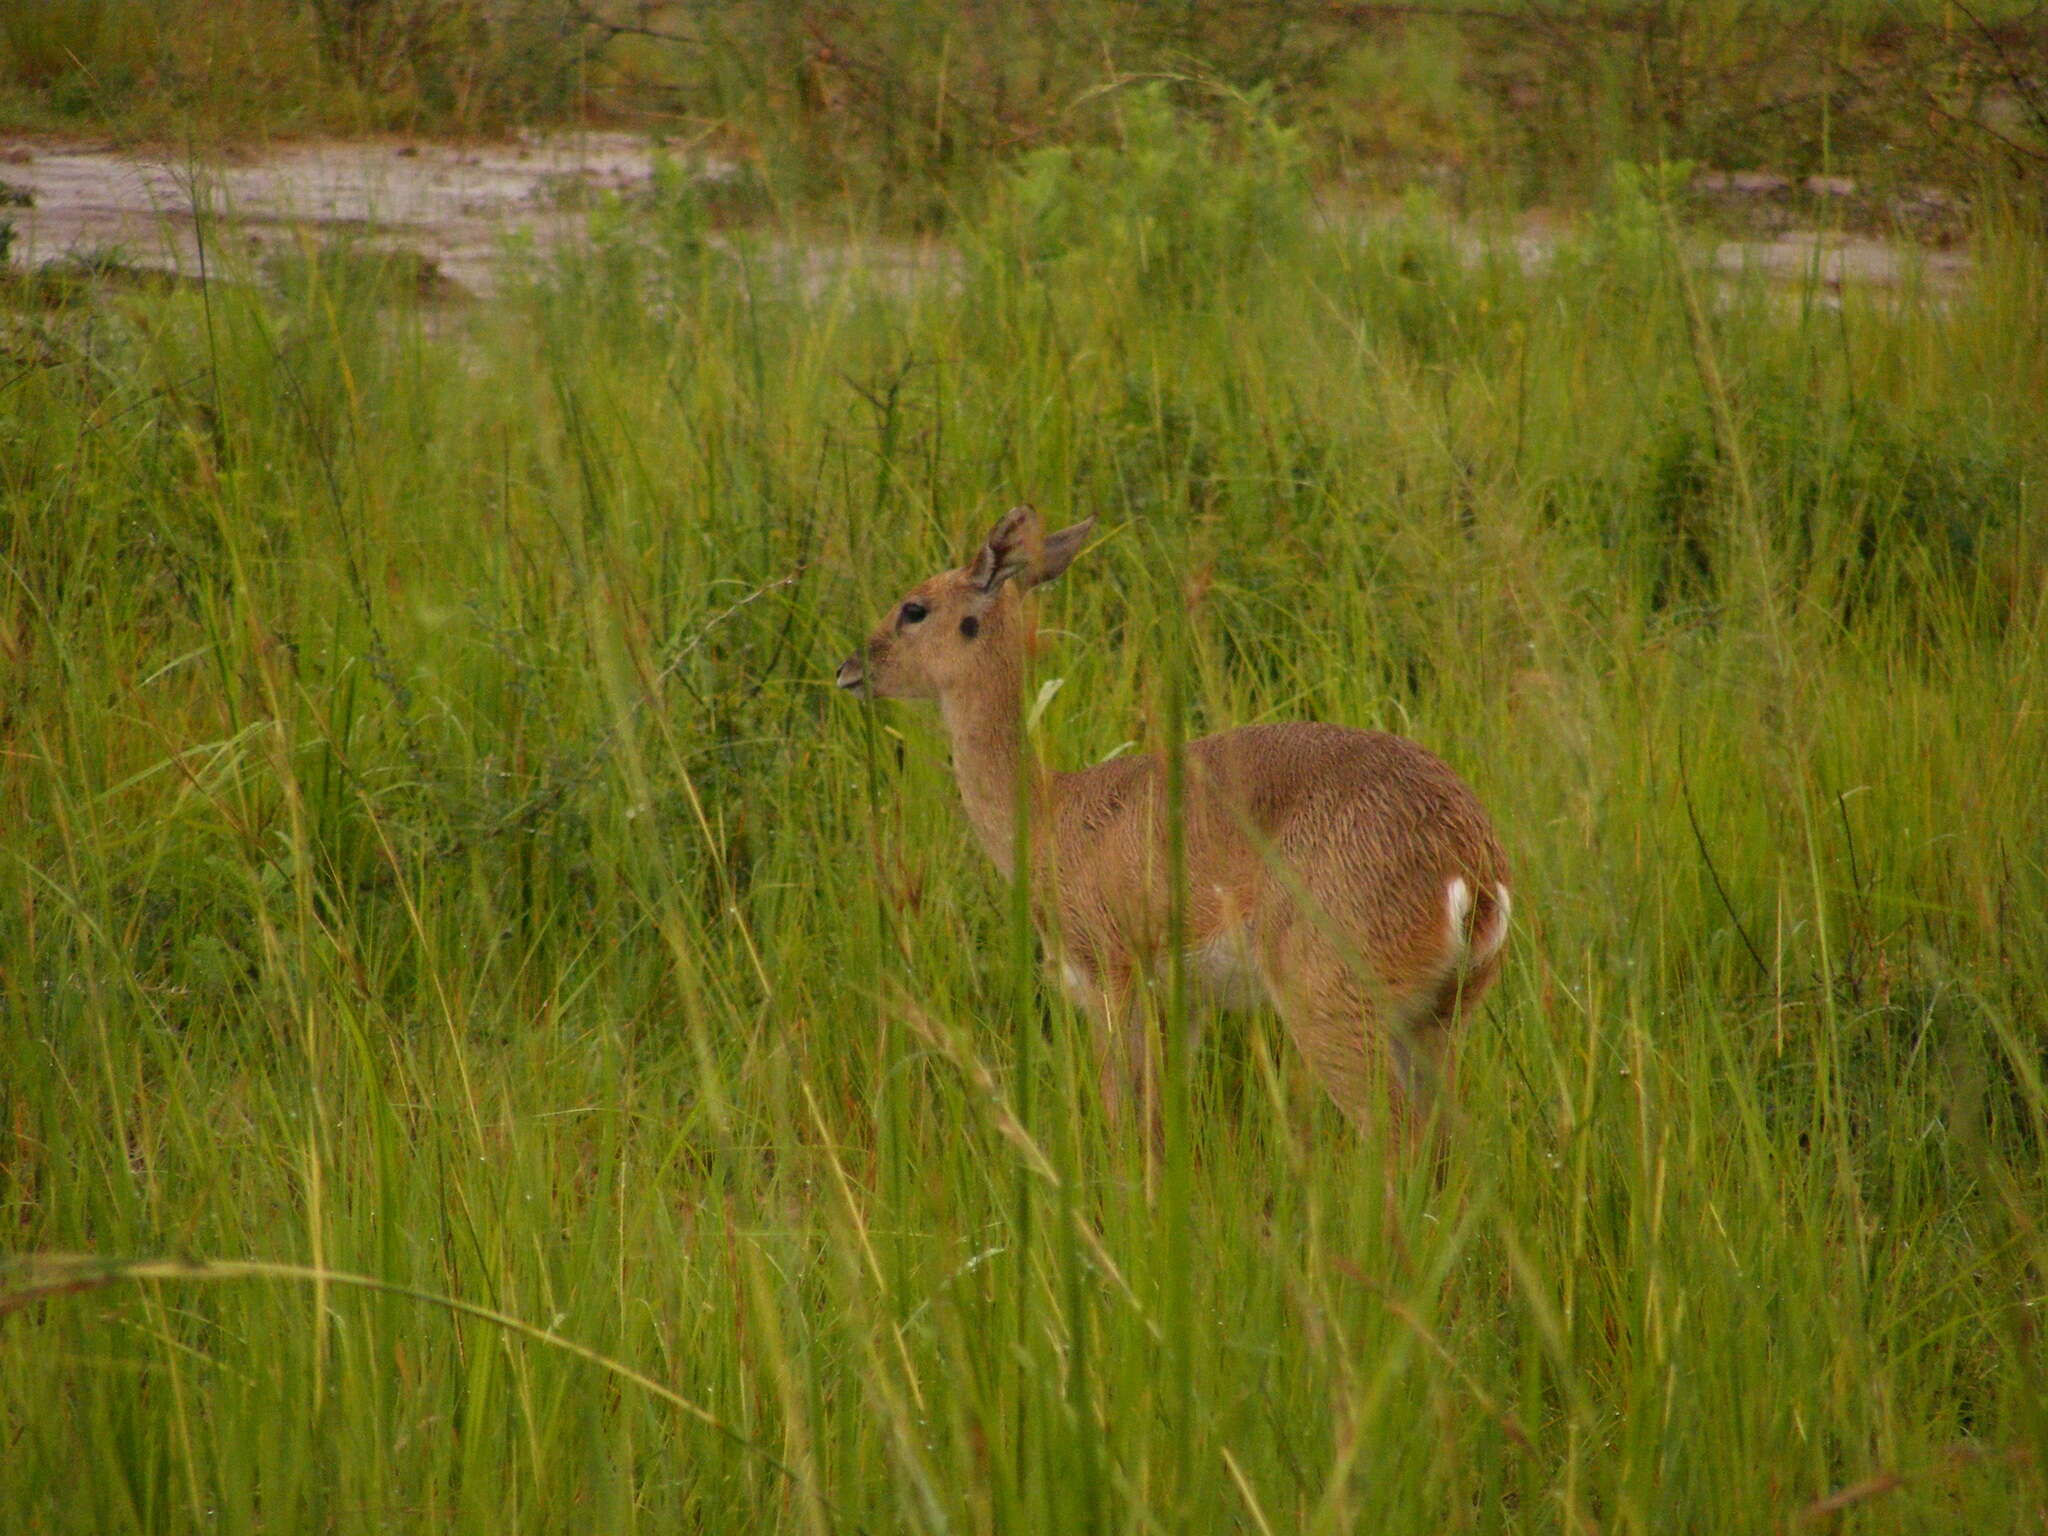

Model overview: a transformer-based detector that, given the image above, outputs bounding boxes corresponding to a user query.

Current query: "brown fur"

[838,507,1511,1138]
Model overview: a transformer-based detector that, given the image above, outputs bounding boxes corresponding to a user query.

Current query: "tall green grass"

[2,133,2044,1531]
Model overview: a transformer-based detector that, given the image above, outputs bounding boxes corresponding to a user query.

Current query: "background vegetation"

[3,0,2046,223]
[3,16,2047,1536]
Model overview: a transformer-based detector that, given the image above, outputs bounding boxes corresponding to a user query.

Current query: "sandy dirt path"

[0,132,667,295]
[0,133,1971,301]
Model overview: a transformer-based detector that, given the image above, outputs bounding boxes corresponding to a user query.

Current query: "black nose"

[835,655,865,692]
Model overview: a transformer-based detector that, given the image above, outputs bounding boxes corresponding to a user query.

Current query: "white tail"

[839,506,1513,1140]
[1447,878,1513,970]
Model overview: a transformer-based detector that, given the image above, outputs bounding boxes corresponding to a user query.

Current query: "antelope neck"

[937,653,1045,882]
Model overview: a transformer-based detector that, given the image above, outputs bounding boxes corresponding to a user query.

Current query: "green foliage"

[0,0,590,135]
[305,0,588,122]
[1,163,2045,1532]
[7,3,2046,225]
[987,83,1310,297]
[1595,159,1698,264]
[0,0,107,87]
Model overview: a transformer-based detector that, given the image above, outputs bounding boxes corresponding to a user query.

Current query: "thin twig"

[1951,0,2048,144]
[569,3,705,50]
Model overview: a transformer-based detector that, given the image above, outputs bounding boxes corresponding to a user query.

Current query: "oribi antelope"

[838,506,1511,1138]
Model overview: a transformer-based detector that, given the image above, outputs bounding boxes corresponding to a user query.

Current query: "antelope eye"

[899,601,928,625]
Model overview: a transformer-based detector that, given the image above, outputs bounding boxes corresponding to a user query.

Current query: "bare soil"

[0,132,1972,301]
[0,132,667,296]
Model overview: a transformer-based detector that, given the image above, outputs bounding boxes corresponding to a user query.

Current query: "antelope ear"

[968,505,1044,594]
[1033,518,1095,587]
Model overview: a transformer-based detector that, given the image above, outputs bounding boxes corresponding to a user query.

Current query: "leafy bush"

[973,82,1311,303]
